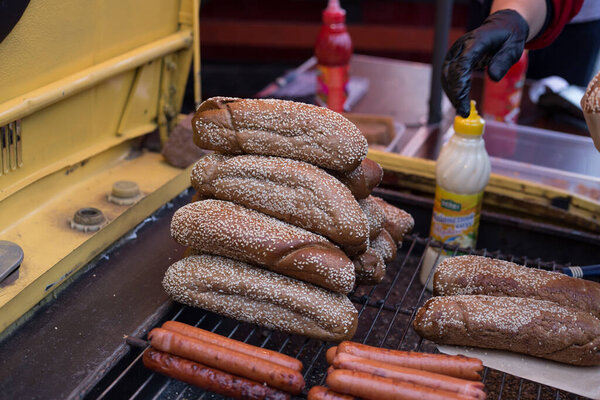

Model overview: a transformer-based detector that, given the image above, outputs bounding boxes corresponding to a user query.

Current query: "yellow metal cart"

[0,0,201,333]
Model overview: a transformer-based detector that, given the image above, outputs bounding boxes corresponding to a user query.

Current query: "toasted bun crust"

[582,71,600,113]
[190,154,368,250]
[334,158,383,199]
[359,196,385,241]
[434,255,600,318]
[414,295,600,366]
[192,97,368,172]
[353,248,386,286]
[371,229,397,263]
[171,200,355,294]
[371,197,414,243]
[163,255,358,342]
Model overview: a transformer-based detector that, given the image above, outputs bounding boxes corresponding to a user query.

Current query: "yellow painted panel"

[0,0,180,103]
[0,146,130,231]
[92,0,179,64]
[0,71,134,200]
[0,147,193,332]
[117,60,162,135]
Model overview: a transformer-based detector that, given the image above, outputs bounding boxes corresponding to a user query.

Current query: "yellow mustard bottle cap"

[453,100,485,136]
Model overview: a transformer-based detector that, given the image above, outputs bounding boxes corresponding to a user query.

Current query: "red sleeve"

[526,0,584,49]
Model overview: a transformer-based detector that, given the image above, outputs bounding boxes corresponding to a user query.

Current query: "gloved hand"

[442,9,529,117]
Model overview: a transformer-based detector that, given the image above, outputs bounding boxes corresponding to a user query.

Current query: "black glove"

[442,9,529,117]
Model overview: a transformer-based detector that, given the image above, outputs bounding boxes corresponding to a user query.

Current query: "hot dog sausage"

[148,328,305,394]
[326,369,476,400]
[333,353,485,399]
[162,320,303,372]
[337,342,483,380]
[326,346,338,365]
[142,348,289,400]
[307,386,356,400]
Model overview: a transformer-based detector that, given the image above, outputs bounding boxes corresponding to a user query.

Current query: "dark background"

[186,0,471,111]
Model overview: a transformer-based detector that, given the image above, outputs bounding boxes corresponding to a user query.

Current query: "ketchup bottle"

[315,0,353,113]
[483,50,528,124]
[482,50,528,157]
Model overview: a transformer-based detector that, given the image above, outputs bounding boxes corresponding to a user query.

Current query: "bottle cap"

[323,0,346,24]
[453,100,485,136]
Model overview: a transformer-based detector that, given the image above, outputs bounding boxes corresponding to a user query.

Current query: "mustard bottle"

[420,101,491,290]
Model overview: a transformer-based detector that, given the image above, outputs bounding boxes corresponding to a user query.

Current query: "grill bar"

[89,234,584,400]
[97,346,148,399]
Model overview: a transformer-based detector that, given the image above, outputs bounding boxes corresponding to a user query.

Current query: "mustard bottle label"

[430,186,483,251]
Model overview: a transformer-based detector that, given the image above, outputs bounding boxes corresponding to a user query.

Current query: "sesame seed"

[190,154,368,249]
[163,255,358,341]
[192,97,368,172]
[171,200,355,293]
[434,255,600,318]
[414,294,600,365]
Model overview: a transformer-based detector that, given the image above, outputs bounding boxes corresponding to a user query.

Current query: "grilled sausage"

[148,328,305,394]
[332,353,485,399]
[326,346,338,365]
[326,369,475,400]
[161,321,303,372]
[336,342,483,380]
[307,386,356,400]
[142,348,289,400]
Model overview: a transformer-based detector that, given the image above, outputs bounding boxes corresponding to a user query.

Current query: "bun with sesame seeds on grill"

[353,247,386,285]
[371,197,414,245]
[371,229,397,263]
[191,97,368,172]
[358,196,385,242]
[162,255,359,342]
[332,158,383,200]
[413,295,600,366]
[433,255,600,319]
[190,154,369,256]
[171,200,355,294]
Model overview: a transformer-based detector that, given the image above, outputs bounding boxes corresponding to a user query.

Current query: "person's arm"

[442,0,583,117]
[526,0,584,49]
[491,0,547,41]
[441,8,531,117]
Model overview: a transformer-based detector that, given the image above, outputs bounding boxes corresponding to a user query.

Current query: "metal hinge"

[0,120,22,175]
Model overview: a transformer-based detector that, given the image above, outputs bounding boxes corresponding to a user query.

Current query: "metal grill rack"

[85,234,582,400]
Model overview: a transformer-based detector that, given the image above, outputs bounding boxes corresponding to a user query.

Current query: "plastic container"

[435,118,600,201]
[420,101,491,290]
[342,113,406,152]
[315,0,353,112]
[484,120,600,200]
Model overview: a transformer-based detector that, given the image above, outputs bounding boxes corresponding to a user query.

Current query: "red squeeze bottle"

[315,0,353,112]
[482,50,528,124]
[482,50,528,157]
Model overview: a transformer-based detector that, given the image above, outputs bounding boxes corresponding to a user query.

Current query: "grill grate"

[88,234,582,400]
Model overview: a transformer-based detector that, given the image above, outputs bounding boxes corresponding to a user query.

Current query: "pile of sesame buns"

[162,97,414,341]
[413,255,600,366]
